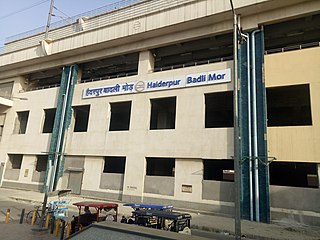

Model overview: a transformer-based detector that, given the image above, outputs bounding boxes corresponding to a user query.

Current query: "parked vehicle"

[123,203,173,211]
[70,201,118,234]
[125,209,192,235]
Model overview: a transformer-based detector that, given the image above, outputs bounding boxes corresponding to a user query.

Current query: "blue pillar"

[44,65,78,192]
[238,29,270,223]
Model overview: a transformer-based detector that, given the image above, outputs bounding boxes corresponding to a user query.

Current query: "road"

[0,193,240,240]
[0,193,58,239]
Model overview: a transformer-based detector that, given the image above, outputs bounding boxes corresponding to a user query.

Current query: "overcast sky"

[0,0,121,47]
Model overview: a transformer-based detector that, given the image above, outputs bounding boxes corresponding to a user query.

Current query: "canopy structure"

[123,203,173,210]
[73,201,118,209]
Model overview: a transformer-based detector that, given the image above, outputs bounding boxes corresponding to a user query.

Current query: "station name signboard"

[82,68,231,99]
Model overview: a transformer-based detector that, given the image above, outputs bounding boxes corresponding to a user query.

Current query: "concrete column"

[138,50,154,76]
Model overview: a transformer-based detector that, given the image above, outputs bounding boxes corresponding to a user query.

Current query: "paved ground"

[0,187,319,240]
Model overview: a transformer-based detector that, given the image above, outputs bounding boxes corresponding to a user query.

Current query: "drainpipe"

[233,13,242,240]
[251,30,260,222]
[243,33,254,221]
[49,66,73,192]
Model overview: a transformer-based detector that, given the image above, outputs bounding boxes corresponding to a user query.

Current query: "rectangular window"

[103,156,126,174]
[267,84,312,126]
[14,111,29,134]
[73,105,90,132]
[269,162,318,188]
[146,157,175,176]
[42,108,56,133]
[35,155,48,172]
[7,154,23,169]
[0,82,14,99]
[109,101,132,131]
[203,159,234,181]
[150,97,176,130]
[205,91,233,128]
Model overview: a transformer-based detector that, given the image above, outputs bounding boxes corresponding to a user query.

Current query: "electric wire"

[0,0,49,21]
[52,6,73,24]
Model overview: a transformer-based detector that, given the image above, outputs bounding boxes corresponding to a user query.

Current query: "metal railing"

[154,56,233,72]
[1,0,196,55]
[265,41,320,54]
[5,0,143,44]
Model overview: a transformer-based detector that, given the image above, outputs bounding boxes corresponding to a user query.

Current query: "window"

[14,111,29,134]
[150,97,176,130]
[35,155,48,172]
[73,105,90,132]
[42,108,56,133]
[103,156,126,174]
[267,84,312,126]
[0,82,13,99]
[269,162,318,188]
[7,154,23,169]
[109,101,132,131]
[146,157,175,176]
[205,91,233,128]
[203,159,234,181]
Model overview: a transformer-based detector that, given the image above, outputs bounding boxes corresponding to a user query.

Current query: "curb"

[191,224,284,240]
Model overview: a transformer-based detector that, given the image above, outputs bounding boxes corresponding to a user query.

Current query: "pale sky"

[0,0,121,47]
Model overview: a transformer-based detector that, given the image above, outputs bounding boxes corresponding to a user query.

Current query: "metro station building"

[0,0,319,225]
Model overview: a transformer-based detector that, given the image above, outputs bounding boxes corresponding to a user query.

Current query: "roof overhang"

[0,97,13,107]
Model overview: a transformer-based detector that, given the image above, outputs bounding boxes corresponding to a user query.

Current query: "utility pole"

[45,0,55,39]
[230,0,242,239]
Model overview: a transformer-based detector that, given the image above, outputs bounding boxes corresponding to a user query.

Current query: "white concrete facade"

[0,0,319,225]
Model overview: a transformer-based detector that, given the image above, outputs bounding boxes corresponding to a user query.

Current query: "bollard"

[45,213,50,229]
[54,218,61,237]
[19,209,25,224]
[50,215,55,234]
[31,209,37,225]
[66,222,71,238]
[59,220,66,240]
[5,208,10,224]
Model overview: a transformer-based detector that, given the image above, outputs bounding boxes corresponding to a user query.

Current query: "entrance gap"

[103,156,126,174]
[150,97,176,130]
[203,159,234,182]
[205,91,233,128]
[109,101,132,131]
[73,105,90,132]
[146,157,175,177]
[267,84,312,126]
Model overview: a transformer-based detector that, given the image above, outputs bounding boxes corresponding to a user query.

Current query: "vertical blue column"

[238,29,270,223]
[238,38,250,220]
[43,64,78,193]
[254,30,270,223]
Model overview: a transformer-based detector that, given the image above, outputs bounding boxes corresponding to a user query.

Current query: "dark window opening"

[109,101,132,131]
[81,53,139,82]
[42,108,56,133]
[150,97,176,130]
[103,156,126,174]
[269,162,318,188]
[146,157,175,177]
[265,14,320,53]
[153,33,233,71]
[8,154,23,169]
[35,155,48,172]
[73,105,90,132]
[203,159,234,182]
[24,68,62,91]
[205,91,233,128]
[14,111,29,134]
[267,84,312,127]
